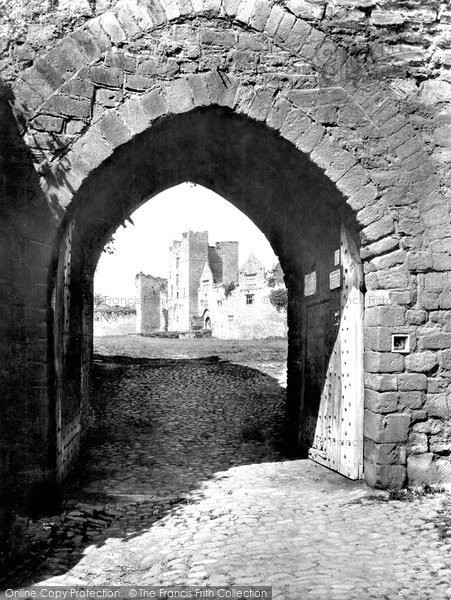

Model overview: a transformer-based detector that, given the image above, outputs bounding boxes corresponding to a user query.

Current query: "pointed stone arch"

[1,0,451,558]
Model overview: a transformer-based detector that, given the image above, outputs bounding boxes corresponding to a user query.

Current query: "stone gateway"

[0,0,451,560]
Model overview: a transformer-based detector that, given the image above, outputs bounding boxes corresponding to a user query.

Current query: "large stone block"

[364,411,411,443]
[429,424,451,453]
[140,88,169,120]
[398,373,427,391]
[264,4,285,37]
[44,95,91,119]
[285,18,311,54]
[371,266,410,290]
[84,19,112,52]
[364,373,398,392]
[364,461,406,489]
[364,389,398,413]
[365,439,406,465]
[199,29,236,47]
[405,309,428,325]
[405,351,438,373]
[165,78,195,113]
[438,349,451,370]
[364,351,404,373]
[406,251,433,272]
[407,453,451,485]
[90,66,123,88]
[98,12,127,45]
[115,4,142,37]
[365,305,406,327]
[419,332,451,350]
[97,111,132,148]
[207,71,239,107]
[71,128,113,170]
[274,12,297,43]
[118,97,149,135]
[70,30,103,63]
[361,216,395,244]
[123,0,155,30]
[31,115,64,133]
[61,77,95,100]
[249,0,272,31]
[126,74,153,91]
[369,250,405,271]
[407,432,428,455]
[33,59,65,92]
[426,394,451,418]
[398,391,425,410]
[106,50,137,72]
[360,236,399,261]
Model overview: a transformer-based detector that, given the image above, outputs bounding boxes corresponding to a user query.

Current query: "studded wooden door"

[306,224,364,479]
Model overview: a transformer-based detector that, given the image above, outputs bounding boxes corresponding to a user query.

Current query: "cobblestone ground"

[4,345,451,599]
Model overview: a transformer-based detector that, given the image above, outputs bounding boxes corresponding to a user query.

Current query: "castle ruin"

[135,231,287,339]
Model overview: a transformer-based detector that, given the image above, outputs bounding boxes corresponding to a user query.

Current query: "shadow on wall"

[3,355,291,585]
[0,81,76,563]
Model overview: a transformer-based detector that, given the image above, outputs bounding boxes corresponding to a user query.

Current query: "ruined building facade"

[135,231,287,339]
[199,252,287,339]
[167,231,239,331]
[135,273,168,333]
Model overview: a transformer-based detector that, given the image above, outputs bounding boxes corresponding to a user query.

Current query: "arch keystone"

[165,78,195,113]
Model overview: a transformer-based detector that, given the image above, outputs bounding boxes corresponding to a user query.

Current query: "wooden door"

[306,224,364,479]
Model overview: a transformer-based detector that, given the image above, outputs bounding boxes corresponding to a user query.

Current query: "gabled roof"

[239,253,264,275]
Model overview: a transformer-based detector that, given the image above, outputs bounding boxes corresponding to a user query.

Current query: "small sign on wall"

[329,269,341,290]
[304,271,317,297]
[334,249,340,266]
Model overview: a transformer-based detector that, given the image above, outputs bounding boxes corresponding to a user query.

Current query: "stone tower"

[168,231,209,331]
[215,241,239,284]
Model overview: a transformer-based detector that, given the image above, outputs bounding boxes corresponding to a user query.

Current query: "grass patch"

[435,495,451,540]
[387,484,446,502]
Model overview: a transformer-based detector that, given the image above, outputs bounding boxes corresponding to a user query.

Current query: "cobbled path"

[5,353,451,599]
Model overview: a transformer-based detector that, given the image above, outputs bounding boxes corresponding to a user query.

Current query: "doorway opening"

[52,107,364,488]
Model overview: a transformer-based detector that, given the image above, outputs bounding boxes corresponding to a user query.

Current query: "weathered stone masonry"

[0,0,450,560]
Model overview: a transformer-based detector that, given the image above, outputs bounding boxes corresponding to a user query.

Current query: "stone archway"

[203,311,211,332]
[1,0,450,560]
[54,103,362,481]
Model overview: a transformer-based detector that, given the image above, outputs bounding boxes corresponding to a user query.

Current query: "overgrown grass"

[387,484,446,502]
[435,495,451,540]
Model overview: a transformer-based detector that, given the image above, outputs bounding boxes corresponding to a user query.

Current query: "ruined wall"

[216,241,239,284]
[135,273,166,334]
[94,308,136,335]
[203,283,288,340]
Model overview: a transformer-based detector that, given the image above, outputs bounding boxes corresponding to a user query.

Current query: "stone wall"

[203,284,288,340]
[0,0,451,561]
[135,273,167,334]
[93,308,136,336]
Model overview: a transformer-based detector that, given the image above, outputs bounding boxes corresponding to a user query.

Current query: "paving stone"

[3,340,451,597]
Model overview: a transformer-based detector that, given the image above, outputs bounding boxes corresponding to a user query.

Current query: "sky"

[94,183,279,302]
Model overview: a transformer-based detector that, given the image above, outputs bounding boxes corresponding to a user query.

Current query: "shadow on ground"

[3,355,292,587]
